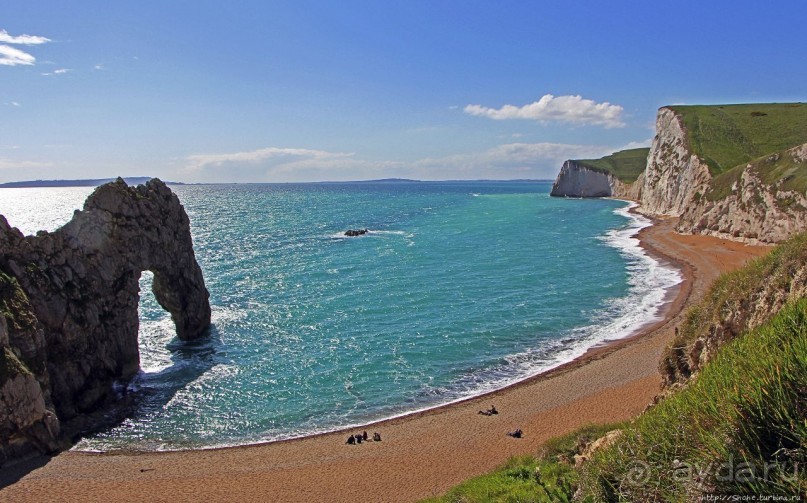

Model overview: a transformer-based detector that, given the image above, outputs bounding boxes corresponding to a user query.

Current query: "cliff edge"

[550,148,648,200]
[0,178,210,465]
[551,103,807,244]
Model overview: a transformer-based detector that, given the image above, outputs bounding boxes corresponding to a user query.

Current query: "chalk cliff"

[551,105,807,244]
[0,178,210,464]
[676,143,807,243]
[549,160,640,199]
[638,108,712,217]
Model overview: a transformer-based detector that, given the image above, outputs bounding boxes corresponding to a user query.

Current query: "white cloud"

[186,147,355,172]
[183,142,622,183]
[0,29,50,45]
[0,158,52,170]
[42,68,70,76]
[0,29,50,67]
[413,142,616,176]
[464,94,625,128]
[94,63,103,70]
[0,44,36,66]
[10,101,20,107]
[618,139,653,150]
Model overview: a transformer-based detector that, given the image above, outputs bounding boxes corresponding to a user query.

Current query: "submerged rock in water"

[344,229,369,237]
[0,178,211,465]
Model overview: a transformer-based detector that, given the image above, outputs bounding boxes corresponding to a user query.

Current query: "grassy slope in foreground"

[426,300,806,502]
[582,299,806,500]
[421,423,622,503]
[669,103,807,175]
[573,148,650,184]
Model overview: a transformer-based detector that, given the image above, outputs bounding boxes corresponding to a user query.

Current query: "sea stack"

[0,178,211,464]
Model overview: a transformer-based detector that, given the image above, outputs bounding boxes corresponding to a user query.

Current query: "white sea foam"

[71,190,686,453]
[123,200,685,452]
[436,201,682,399]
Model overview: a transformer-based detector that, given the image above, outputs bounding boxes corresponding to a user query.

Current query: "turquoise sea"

[0,181,681,450]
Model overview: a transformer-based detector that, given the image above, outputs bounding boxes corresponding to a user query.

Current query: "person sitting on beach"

[478,405,498,416]
[355,434,363,444]
[346,435,355,445]
[507,428,523,438]
[373,432,381,442]
[362,431,368,441]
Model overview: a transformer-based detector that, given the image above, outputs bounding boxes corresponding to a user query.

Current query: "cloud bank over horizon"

[464,94,625,128]
[179,141,629,183]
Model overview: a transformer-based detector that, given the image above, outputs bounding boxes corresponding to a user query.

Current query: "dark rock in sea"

[0,178,211,465]
[344,229,369,237]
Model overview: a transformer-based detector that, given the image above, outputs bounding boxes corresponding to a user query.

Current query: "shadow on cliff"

[81,324,226,445]
[0,326,225,489]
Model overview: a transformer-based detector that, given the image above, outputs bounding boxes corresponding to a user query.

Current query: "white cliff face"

[678,144,807,244]
[550,161,614,197]
[550,161,641,200]
[613,172,643,201]
[551,107,806,243]
[639,108,712,217]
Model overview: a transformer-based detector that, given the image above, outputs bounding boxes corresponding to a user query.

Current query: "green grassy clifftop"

[669,103,807,177]
[573,147,650,184]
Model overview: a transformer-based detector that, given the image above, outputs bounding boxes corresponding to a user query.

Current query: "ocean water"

[0,181,681,450]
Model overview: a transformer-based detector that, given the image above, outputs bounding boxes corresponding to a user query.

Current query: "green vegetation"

[580,299,807,500]
[663,232,807,381]
[422,423,622,503]
[705,148,807,203]
[574,148,650,184]
[0,347,31,383]
[0,270,38,334]
[669,103,807,176]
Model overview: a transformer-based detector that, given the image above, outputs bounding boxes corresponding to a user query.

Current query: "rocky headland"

[0,178,210,465]
[551,103,807,244]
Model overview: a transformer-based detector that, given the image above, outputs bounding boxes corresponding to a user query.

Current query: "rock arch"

[0,178,210,460]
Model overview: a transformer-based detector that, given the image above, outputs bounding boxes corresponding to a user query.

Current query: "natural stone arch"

[0,179,210,441]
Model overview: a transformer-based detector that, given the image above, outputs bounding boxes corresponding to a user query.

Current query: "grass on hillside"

[706,147,807,203]
[669,103,807,177]
[574,148,649,184]
[580,299,807,500]
[663,232,807,383]
[422,423,623,503]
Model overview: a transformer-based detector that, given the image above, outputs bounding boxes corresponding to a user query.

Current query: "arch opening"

[137,270,176,374]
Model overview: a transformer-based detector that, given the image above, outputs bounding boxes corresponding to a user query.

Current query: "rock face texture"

[551,106,807,244]
[637,108,713,217]
[637,108,807,243]
[550,161,614,198]
[0,273,62,464]
[549,160,642,200]
[676,143,807,243]
[0,178,210,464]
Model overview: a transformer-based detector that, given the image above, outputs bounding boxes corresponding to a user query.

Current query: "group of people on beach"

[344,405,521,445]
[478,405,524,438]
[346,430,381,445]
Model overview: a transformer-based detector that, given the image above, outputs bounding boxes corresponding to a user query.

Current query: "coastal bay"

[0,217,770,502]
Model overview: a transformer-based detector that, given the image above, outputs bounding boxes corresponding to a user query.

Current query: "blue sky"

[1,1,805,183]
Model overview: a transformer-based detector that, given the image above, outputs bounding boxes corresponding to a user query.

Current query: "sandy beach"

[0,217,772,503]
